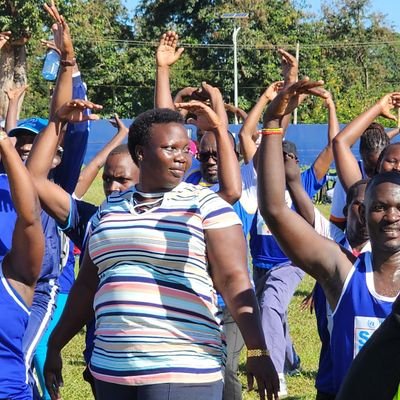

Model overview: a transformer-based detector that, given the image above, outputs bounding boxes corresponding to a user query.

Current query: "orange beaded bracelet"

[261,128,283,135]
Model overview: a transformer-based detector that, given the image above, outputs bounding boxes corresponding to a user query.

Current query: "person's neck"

[371,250,400,297]
[372,249,400,272]
[135,183,173,199]
[348,236,368,253]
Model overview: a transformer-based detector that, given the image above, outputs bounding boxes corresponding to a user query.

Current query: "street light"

[221,12,249,124]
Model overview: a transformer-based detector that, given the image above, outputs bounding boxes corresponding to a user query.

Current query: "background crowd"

[2,1,400,400]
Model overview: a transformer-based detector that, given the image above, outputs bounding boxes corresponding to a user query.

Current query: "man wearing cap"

[10,118,50,161]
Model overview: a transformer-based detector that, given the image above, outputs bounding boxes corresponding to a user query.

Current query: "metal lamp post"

[221,12,249,124]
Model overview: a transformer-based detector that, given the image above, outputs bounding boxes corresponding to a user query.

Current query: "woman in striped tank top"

[45,107,279,400]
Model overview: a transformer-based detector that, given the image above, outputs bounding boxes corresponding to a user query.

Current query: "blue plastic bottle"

[42,49,60,81]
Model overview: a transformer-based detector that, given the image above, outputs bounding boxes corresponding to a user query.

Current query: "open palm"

[56,100,102,123]
[156,31,184,67]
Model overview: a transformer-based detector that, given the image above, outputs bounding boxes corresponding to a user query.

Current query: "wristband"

[60,58,76,67]
[261,128,283,135]
[247,348,270,358]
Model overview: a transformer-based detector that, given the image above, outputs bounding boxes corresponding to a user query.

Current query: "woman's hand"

[247,354,280,400]
[44,0,74,59]
[318,89,334,108]
[175,100,222,131]
[44,347,63,400]
[56,99,103,123]
[262,81,284,102]
[156,31,184,67]
[176,86,198,98]
[263,78,325,125]
[377,92,400,121]
[5,84,29,102]
[278,48,298,86]
[108,113,128,135]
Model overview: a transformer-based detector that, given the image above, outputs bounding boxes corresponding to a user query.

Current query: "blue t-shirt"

[250,165,326,268]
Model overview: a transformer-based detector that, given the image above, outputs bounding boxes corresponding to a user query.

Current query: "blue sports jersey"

[313,239,369,395]
[60,196,98,251]
[330,251,396,393]
[0,264,31,400]
[250,165,326,268]
[0,172,60,280]
[58,240,76,294]
[59,196,98,366]
[0,171,14,262]
[22,75,91,374]
[313,282,335,395]
[0,74,90,281]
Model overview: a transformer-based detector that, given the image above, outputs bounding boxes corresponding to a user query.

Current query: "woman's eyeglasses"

[197,151,218,162]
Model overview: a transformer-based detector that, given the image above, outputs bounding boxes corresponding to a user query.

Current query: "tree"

[134,0,307,111]
[0,0,138,118]
[0,0,44,117]
[2,0,399,121]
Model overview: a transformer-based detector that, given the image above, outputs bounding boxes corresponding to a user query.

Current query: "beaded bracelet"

[247,348,270,358]
[261,128,283,135]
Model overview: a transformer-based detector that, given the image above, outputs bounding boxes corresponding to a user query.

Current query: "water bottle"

[42,49,60,81]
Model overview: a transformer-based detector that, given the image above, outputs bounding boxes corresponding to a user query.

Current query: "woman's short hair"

[128,108,184,165]
[359,123,389,156]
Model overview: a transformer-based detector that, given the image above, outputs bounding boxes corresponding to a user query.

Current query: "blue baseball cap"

[8,117,48,137]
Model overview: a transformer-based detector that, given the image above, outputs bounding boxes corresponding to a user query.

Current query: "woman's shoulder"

[99,187,135,213]
[170,182,223,201]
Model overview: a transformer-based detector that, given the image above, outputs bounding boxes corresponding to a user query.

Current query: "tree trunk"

[0,43,27,119]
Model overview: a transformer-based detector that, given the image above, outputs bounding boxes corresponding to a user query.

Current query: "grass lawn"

[58,172,331,400]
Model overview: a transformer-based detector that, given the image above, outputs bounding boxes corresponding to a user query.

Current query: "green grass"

[58,172,329,399]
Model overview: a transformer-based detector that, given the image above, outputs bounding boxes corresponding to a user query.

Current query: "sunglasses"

[197,151,218,162]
